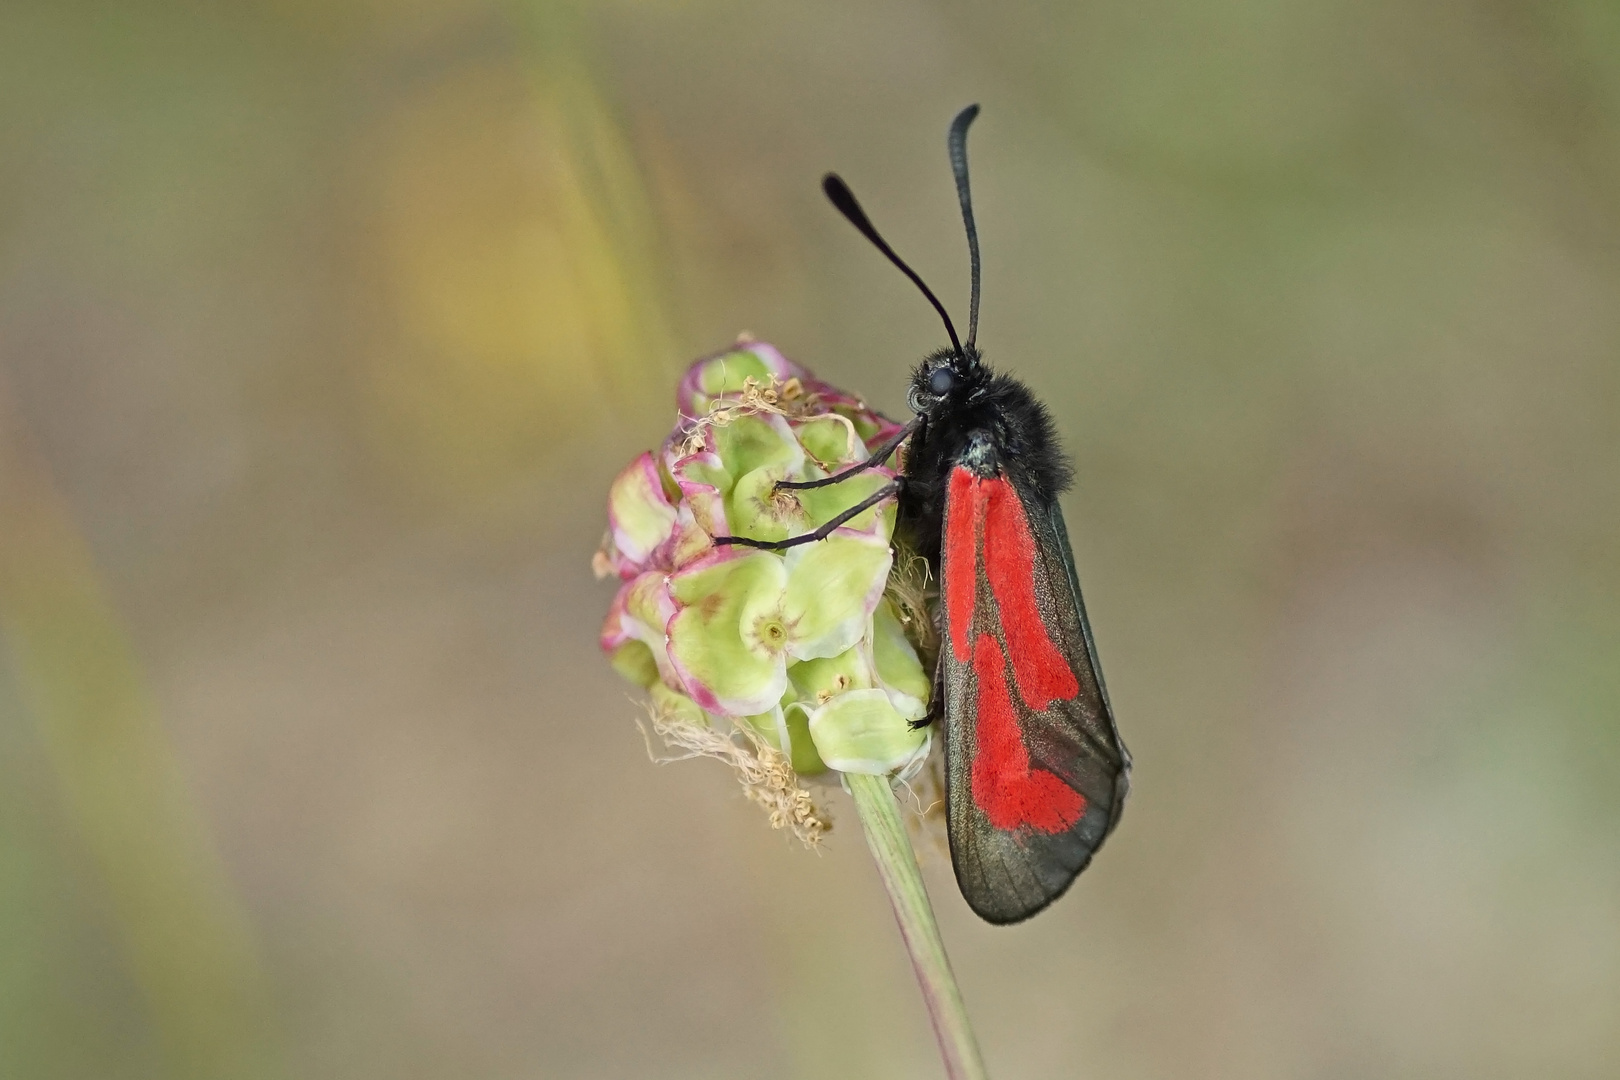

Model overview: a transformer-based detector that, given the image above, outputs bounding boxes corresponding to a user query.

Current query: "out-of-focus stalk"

[0,389,281,1080]
[846,772,988,1080]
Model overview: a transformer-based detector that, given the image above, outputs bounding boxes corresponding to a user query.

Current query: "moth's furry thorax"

[898,346,1074,563]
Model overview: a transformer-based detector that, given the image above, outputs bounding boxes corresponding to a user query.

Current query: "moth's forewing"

[938,466,1129,924]
[1042,497,1132,817]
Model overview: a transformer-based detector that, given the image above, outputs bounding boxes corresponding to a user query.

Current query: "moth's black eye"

[928,367,956,397]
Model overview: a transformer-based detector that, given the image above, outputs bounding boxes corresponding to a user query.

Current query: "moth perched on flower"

[601,107,1127,934]
[595,342,938,842]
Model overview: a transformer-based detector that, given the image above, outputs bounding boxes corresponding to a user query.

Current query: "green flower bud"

[807,689,930,776]
[870,598,930,721]
[608,639,660,688]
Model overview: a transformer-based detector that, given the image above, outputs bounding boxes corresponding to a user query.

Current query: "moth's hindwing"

[939,465,1130,924]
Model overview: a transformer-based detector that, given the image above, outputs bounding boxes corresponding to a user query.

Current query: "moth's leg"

[901,555,947,733]
[909,637,947,731]
[774,416,918,492]
[714,480,903,551]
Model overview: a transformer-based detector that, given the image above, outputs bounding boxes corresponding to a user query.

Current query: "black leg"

[774,416,918,492]
[908,652,945,731]
[714,480,904,551]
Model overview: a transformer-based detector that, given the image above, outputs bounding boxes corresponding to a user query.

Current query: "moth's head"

[909,344,984,413]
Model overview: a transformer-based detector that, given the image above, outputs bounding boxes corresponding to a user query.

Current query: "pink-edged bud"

[599,452,678,580]
[675,341,807,417]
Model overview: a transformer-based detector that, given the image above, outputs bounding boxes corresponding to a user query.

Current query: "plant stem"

[846,771,988,1080]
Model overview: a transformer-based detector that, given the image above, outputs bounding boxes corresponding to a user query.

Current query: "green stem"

[846,771,988,1080]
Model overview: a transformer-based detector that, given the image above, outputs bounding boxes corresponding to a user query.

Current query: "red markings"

[970,635,1087,833]
[981,476,1079,711]
[951,468,1087,834]
[944,467,981,662]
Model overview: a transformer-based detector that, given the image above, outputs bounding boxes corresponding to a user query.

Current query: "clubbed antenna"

[947,104,982,348]
[822,173,965,362]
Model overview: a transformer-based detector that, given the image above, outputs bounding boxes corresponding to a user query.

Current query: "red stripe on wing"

[981,475,1080,711]
[970,635,1088,833]
[944,467,981,662]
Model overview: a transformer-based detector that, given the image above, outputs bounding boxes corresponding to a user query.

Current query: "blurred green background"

[3,1,1618,1077]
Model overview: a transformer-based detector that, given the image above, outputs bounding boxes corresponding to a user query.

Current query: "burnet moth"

[717,105,1130,924]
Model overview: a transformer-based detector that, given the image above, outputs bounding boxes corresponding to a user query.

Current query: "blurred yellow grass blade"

[358,13,678,497]
[527,58,682,399]
[515,0,680,381]
[0,395,282,1080]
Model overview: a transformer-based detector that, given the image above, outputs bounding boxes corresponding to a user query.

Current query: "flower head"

[596,341,936,840]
